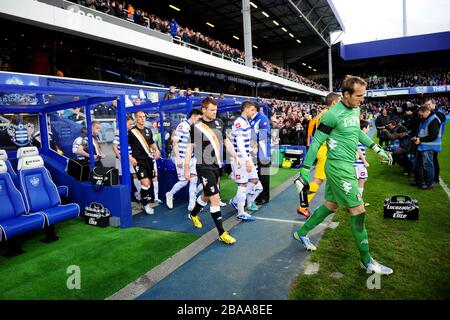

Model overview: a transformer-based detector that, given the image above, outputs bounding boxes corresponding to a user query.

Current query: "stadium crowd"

[68,0,326,91]
[316,67,450,90]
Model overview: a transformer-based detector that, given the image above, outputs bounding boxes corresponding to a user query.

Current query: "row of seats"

[0,149,80,256]
[0,147,68,198]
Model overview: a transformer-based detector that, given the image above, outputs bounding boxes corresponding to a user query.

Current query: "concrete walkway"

[108,168,336,300]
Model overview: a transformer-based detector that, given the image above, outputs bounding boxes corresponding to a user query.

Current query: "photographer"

[388,126,413,176]
[411,105,442,189]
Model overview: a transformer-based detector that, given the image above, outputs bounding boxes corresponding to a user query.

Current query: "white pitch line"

[252,216,306,225]
[439,177,450,199]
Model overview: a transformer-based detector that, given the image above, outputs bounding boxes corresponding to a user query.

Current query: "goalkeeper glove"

[300,166,310,182]
[295,167,310,193]
[371,144,393,166]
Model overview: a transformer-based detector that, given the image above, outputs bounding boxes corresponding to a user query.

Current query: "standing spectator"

[279,119,294,145]
[375,108,391,147]
[169,18,179,38]
[411,105,442,189]
[115,2,126,19]
[163,86,177,100]
[424,98,447,183]
[292,120,306,146]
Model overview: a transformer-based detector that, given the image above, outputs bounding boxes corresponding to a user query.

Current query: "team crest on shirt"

[236,174,241,179]
[178,124,183,130]
[235,123,241,129]
[342,181,352,194]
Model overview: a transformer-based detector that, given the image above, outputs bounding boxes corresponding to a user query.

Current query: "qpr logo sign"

[7,122,34,147]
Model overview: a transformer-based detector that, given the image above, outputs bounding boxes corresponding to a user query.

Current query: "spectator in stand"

[292,120,307,146]
[279,119,294,145]
[126,3,134,21]
[169,18,179,38]
[186,88,193,97]
[193,87,201,97]
[164,86,177,100]
[134,9,146,26]
[115,2,126,19]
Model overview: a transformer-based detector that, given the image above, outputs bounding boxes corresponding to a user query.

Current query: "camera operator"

[411,105,442,189]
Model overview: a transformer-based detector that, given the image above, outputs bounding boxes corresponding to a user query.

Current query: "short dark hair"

[389,120,397,126]
[241,101,255,113]
[418,105,431,113]
[341,75,367,95]
[188,108,202,118]
[201,97,218,109]
[326,92,341,107]
[360,120,370,130]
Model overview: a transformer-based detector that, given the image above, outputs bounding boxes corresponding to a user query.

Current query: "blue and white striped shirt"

[232,116,251,160]
[174,120,192,160]
[354,143,366,165]
[113,129,132,157]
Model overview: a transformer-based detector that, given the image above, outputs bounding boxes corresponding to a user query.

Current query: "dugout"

[0,76,135,228]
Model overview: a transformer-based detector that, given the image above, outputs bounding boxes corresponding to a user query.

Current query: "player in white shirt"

[354,120,370,207]
[166,109,203,210]
[113,115,142,201]
[229,101,263,221]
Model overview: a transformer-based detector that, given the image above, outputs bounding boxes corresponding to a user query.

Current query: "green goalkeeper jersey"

[304,101,374,166]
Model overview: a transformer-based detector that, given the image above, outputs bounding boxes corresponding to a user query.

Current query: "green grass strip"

[0,219,198,300]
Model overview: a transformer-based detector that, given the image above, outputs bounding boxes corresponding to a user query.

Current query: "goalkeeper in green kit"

[293,75,394,275]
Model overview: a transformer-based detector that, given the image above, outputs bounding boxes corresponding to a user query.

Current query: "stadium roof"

[143,0,344,48]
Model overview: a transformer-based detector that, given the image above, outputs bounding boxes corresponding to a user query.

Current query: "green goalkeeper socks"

[298,205,333,237]
[350,213,371,265]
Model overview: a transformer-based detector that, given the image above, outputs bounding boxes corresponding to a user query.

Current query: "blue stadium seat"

[17,155,80,227]
[0,149,18,186]
[16,147,69,199]
[0,160,46,248]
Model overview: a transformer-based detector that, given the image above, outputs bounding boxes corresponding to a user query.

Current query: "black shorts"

[134,158,154,180]
[196,165,220,197]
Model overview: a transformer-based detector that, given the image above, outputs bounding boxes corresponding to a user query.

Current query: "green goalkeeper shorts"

[324,159,363,208]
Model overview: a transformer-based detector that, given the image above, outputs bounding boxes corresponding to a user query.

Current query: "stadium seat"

[0,149,18,186]
[16,146,69,198]
[17,155,80,231]
[0,160,46,257]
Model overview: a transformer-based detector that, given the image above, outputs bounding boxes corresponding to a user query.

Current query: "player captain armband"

[317,123,333,135]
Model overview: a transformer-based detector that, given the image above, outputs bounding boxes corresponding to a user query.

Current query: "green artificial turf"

[0,219,198,300]
[289,148,450,299]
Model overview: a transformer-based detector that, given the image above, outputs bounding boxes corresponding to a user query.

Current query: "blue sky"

[330,0,450,44]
